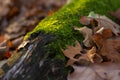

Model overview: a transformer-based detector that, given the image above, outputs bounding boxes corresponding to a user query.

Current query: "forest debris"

[61,41,83,61]
[87,47,103,63]
[99,38,120,62]
[79,13,120,36]
[96,15,120,36]
[17,40,30,50]
[0,47,7,53]
[0,0,11,17]
[5,22,23,33]
[4,29,25,40]
[62,41,103,66]
[62,12,120,68]
[61,41,93,66]
[12,36,23,48]
[74,26,93,47]
[93,28,120,62]
[68,63,120,80]
[93,28,113,48]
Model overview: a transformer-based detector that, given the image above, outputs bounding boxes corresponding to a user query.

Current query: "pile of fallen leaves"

[62,12,120,80]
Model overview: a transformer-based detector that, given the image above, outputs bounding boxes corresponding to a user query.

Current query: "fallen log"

[1,0,120,80]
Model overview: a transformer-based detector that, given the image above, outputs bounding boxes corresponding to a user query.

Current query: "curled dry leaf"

[74,26,93,47]
[87,46,102,63]
[96,15,120,36]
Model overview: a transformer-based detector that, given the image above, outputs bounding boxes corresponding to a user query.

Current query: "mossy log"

[1,0,120,80]
[25,0,120,60]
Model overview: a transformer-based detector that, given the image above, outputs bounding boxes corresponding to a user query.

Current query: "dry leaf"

[68,63,120,80]
[93,28,120,62]
[79,16,91,25]
[80,14,120,36]
[62,41,102,66]
[61,41,91,66]
[95,15,120,36]
[61,41,82,61]
[74,26,93,47]
[99,38,120,62]
[87,47,102,63]
[93,28,113,49]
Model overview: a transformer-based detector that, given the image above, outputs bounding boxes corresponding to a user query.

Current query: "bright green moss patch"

[25,0,120,60]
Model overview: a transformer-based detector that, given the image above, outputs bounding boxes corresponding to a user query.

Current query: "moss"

[24,0,120,60]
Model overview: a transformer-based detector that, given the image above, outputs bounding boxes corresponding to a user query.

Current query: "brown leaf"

[93,28,113,49]
[80,14,120,36]
[61,41,83,61]
[62,41,102,66]
[93,29,120,62]
[74,26,93,47]
[68,63,120,80]
[79,16,91,25]
[99,38,120,62]
[87,47,102,63]
[96,15,120,36]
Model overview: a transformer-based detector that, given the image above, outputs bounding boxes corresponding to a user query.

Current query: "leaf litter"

[62,12,120,80]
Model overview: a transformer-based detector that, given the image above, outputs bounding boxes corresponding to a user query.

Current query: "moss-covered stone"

[25,0,120,60]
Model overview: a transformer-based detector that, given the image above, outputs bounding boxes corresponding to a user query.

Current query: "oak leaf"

[61,41,82,61]
[61,41,102,66]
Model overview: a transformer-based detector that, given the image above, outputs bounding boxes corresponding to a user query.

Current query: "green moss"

[24,0,120,60]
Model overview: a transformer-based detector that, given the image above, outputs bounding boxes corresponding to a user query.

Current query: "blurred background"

[0,0,68,61]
